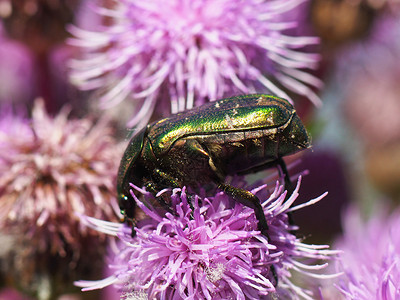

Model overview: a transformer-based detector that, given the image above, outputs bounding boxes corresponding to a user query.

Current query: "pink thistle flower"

[77,177,339,299]
[0,105,30,140]
[0,99,124,296]
[69,0,322,128]
[338,16,400,147]
[334,206,400,300]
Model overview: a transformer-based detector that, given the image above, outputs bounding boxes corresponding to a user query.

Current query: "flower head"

[334,206,400,300]
[0,99,124,295]
[0,99,123,251]
[338,15,400,147]
[77,177,339,299]
[69,0,322,127]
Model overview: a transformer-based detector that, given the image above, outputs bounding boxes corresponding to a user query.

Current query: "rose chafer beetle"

[117,94,310,236]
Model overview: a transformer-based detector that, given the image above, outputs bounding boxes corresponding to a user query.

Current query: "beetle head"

[117,126,148,221]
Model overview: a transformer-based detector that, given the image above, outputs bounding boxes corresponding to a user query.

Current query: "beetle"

[117,94,310,236]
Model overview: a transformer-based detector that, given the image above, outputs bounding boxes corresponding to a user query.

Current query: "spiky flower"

[77,177,339,299]
[338,15,400,147]
[0,100,124,296]
[334,206,400,300]
[0,99,123,253]
[69,0,322,127]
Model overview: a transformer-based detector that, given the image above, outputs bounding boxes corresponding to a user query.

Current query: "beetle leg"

[237,158,294,197]
[218,182,269,237]
[276,158,295,226]
[218,182,279,286]
[270,265,278,288]
[217,183,279,285]
[185,139,211,158]
[145,169,183,213]
[276,157,293,196]
[142,180,174,214]
[152,169,181,188]
[185,139,225,180]
[151,169,196,214]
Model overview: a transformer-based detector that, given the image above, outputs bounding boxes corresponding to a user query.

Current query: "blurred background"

[0,0,399,299]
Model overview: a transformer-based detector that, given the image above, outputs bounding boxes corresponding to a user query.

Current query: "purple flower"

[334,16,400,198]
[0,99,124,296]
[0,106,30,141]
[338,15,400,147]
[69,0,322,127]
[0,99,123,252]
[77,177,339,299]
[333,206,400,300]
[0,23,35,105]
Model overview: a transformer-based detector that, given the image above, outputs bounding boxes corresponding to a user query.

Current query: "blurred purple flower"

[69,0,322,128]
[0,99,123,257]
[334,206,400,299]
[338,16,400,146]
[334,16,400,199]
[77,177,339,299]
[0,287,34,300]
[0,23,36,105]
[0,105,30,140]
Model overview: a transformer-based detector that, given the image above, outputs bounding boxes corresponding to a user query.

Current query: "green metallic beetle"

[117,94,310,236]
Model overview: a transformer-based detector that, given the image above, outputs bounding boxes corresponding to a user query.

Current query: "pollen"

[225,114,234,128]
[257,96,269,105]
[206,263,226,283]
